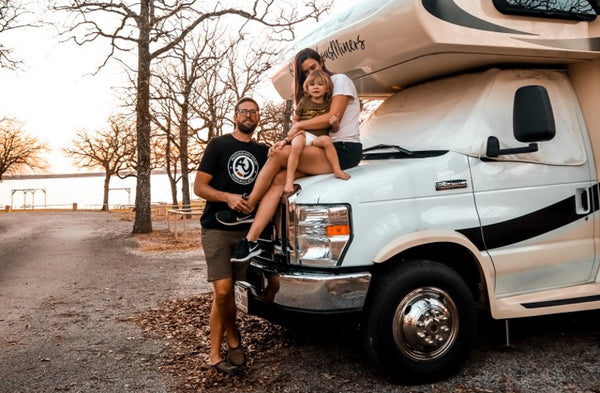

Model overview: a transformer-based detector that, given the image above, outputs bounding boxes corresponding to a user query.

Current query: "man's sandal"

[226,345,246,367]
[206,359,239,376]
[226,332,246,367]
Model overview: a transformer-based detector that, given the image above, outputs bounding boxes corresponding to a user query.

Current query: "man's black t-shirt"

[198,133,268,230]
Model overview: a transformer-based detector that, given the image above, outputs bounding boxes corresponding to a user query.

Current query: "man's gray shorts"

[201,228,249,282]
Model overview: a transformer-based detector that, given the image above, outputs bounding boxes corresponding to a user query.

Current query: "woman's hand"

[329,113,340,132]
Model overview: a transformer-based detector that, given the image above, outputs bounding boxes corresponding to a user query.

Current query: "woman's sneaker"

[231,239,262,262]
[216,209,255,226]
[273,238,293,253]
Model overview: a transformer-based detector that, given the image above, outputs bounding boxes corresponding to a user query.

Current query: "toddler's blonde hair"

[302,70,333,100]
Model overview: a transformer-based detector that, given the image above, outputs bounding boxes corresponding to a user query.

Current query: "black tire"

[363,259,477,383]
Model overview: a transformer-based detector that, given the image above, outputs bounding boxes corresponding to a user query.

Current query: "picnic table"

[166,206,204,240]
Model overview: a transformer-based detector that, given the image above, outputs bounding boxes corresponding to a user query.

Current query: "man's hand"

[226,193,253,214]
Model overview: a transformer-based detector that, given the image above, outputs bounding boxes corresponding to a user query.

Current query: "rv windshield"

[360,69,587,166]
[493,0,597,21]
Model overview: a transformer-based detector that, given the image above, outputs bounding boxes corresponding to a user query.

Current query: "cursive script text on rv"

[320,35,366,61]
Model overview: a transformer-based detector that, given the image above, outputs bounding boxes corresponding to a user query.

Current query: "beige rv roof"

[271,0,600,98]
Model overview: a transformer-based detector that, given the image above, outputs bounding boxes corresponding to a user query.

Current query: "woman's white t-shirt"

[330,73,361,143]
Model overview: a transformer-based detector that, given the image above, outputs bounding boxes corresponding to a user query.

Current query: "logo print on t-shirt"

[228,151,259,185]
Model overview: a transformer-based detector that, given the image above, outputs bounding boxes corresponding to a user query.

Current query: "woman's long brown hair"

[292,48,332,105]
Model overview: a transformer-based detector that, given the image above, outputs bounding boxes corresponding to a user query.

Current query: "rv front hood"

[292,151,471,206]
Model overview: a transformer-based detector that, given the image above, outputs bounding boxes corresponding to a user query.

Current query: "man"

[193,97,268,376]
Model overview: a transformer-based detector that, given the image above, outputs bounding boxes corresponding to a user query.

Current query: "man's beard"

[237,120,257,134]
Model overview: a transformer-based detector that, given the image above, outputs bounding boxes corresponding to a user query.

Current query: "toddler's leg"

[285,135,305,193]
[313,136,351,180]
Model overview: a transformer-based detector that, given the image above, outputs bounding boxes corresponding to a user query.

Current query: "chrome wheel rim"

[392,287,459,361]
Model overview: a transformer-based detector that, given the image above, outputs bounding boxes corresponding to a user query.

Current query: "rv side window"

[493,0,597,21]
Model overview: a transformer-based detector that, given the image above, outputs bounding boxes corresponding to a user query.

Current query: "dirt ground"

[2,212,600,393]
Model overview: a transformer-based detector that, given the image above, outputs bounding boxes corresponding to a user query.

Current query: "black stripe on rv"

[457,184,599,251]
[421,0,535,35]
[522,294,600,309]
[516,37,600,52]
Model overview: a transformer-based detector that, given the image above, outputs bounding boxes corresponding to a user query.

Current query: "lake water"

[0,173,192,210]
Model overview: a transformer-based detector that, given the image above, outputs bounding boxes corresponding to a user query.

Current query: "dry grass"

[135,229,202,252]
[113,210,202,252]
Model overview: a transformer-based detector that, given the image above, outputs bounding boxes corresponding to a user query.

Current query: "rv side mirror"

[513,85,555,143]
[486,85,556,158]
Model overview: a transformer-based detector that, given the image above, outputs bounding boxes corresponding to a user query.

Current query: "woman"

[225,48,362,261]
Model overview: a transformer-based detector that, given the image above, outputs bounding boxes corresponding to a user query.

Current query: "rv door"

[470,78,597,296]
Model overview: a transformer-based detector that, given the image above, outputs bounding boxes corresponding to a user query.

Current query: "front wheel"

[363,259,477,383]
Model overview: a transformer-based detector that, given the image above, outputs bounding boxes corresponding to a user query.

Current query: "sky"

[1,18,127,173]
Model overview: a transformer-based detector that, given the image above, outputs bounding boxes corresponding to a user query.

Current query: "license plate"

[235,281,250,313]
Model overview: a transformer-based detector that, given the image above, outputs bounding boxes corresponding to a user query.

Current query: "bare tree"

[256,100,289,145]
[0,0,31,70]
[152,26,284,209]
[505,0,596,13]
[0,116,47,180]
[52,0,331,233]
[360,99,384,124]
[151,22,229,211]
[189,39,280,153]
[151,92,181,208]
[63,115,136,211]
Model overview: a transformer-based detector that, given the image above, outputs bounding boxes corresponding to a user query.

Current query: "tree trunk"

[102,173,111,212]
[170,180,179,209]
[283,99,293,136]
[180,101,191,212]
[133,0,153,234]
[165,136,179,209]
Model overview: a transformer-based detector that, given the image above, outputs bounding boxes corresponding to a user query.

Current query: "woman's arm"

[293,94,350,133]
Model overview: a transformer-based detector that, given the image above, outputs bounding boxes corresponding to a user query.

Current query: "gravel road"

[2,212,600,393]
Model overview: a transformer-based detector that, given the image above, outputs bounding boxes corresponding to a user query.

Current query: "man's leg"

[209,277,240,364]
[202,228,245,372]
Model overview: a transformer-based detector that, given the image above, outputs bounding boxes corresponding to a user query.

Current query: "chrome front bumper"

[241,262,372,312]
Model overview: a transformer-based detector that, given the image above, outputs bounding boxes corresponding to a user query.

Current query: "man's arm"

[193,171,252,213]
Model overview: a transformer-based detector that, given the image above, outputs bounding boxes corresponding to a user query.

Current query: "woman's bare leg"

[245,147,290,210]
[285,135,305,194]
[246,170,287,242]
[245,144,338,219]
[312,136,350,180]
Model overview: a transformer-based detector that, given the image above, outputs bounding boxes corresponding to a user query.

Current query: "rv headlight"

[287,204,352,267]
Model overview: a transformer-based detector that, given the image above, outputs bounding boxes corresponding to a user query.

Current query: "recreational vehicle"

[236,0,600,382]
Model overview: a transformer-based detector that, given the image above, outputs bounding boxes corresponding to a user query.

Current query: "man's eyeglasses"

[236,109,259,116]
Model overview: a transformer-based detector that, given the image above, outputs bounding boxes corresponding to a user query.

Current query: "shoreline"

[2,169,168,180]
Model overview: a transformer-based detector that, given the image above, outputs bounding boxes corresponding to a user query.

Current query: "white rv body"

[240,0,600,382]
[272,0,600,98]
